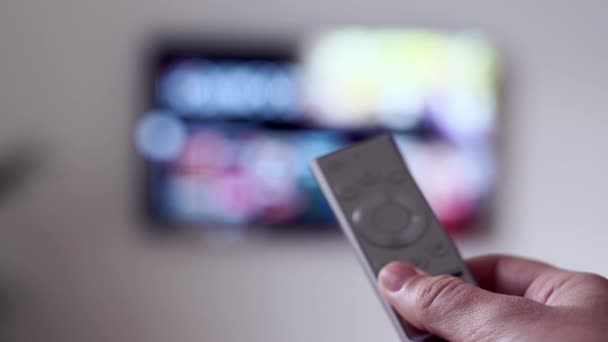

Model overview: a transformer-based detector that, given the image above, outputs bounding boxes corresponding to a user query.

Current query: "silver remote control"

[310,133,476,342]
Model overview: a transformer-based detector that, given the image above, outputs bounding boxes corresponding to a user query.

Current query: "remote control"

[310,133,476,342]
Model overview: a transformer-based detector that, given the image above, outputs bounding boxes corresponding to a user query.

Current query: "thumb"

[378,262,548,341]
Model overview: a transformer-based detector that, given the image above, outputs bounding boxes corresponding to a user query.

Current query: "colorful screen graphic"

[136,29,499,231]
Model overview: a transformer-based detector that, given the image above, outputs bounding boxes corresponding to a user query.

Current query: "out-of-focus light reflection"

[135,111,186,161]
[175,130,230,175]
[303,28,498,139]
[395,136,494,229]
[160,60,299,118]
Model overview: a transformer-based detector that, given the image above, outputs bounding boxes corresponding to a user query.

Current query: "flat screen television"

[135,29,499,233]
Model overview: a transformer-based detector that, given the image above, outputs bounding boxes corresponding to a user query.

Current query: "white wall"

[0,0,607,341]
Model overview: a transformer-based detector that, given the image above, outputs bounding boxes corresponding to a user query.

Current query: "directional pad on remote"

[352,195,427,248]
[373,203,411,233]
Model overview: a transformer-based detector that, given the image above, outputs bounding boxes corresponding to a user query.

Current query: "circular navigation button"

[352,195,384,225]
[352,195,427,248]
[373,203,412,234]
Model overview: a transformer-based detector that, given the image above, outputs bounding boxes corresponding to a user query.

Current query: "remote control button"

[387,169,408,184]
[352,195,384,225]
[352,195,427,248]
[393,195,427,241]
[427,241,449,257]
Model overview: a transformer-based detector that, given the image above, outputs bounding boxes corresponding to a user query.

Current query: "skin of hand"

[377,255,608,342]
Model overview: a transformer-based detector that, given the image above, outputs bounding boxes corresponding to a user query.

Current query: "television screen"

[135,29,499,232]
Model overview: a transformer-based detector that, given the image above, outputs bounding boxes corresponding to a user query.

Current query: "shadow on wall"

[0,279,17,341]
[0,144,45,208]
[0,145,45,340]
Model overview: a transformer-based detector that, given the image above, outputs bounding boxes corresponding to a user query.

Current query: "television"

[135,29,499,233]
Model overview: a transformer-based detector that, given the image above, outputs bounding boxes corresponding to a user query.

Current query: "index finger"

[466,254,559,296]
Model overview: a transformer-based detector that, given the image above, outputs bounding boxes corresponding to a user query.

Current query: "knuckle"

[576,273,608,287]
[573,273,608,297]
[495,296,544,322]
[481,298,547,341]
[414,275,470,320]
[528,271,608,305]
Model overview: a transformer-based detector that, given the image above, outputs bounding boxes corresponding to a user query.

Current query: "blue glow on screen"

[159,60,299,120]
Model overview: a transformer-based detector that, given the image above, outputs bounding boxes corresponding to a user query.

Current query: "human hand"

[378,255,608,341]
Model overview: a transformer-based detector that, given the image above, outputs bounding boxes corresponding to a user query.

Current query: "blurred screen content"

[302,30,497,142]
[135,29,499,231]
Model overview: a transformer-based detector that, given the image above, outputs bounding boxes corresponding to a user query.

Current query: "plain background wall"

[0,0,607,341]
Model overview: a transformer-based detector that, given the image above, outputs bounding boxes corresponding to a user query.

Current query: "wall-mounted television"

[135,29,499,233]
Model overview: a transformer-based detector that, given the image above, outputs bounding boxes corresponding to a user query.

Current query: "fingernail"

[379,262,419,292]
